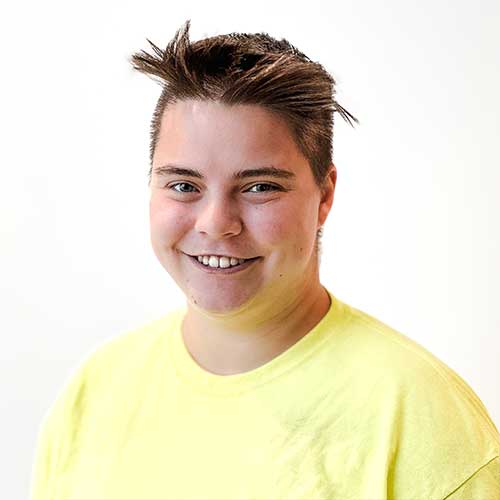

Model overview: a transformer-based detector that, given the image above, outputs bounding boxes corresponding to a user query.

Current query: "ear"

[317,164,337,229]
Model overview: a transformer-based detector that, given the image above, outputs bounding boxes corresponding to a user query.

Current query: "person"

[30,19,499,500]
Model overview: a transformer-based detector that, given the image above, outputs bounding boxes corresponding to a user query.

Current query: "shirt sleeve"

[30,412,57,500]
[443,456,500,499]
[29,362,89,500]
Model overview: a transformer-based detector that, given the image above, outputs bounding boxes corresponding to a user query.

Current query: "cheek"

[249,201,315,252]
[246,205,288,245]
[149,198,190,244]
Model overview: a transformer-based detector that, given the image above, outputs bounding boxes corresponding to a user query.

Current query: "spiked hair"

[130,20,358,262]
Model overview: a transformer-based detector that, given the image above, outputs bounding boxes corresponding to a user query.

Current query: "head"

[130,20,358,313]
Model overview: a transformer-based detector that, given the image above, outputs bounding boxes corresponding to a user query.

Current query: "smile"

[185,253,261,274]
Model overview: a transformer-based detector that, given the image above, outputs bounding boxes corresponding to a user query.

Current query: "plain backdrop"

[1,0,499,498]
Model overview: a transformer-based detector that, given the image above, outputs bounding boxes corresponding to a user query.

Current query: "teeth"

[196,255,249,268]
[209,256,219,268]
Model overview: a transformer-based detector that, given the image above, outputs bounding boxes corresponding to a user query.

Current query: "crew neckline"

[164,288,352,397]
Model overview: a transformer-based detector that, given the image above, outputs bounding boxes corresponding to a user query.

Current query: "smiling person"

[150,97,337,375]
[31,20,499,500]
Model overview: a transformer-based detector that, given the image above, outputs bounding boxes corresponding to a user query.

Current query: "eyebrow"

[153,164,297,181]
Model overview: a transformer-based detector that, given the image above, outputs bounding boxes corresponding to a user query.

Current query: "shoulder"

[341,300,494,415]
[344,300,499,435]
[39,307,186,437]
[82,307,185,378]
[337,298,500,498]
[31,308,185,496]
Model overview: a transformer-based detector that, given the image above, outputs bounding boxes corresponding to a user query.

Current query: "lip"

[184,253,261,274]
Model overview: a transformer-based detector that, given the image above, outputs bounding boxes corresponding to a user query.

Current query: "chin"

[186,286,256,314]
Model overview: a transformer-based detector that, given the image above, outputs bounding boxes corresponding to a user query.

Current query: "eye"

[245,183,281,193]
[167,182,198,193]
[165,182,282,195]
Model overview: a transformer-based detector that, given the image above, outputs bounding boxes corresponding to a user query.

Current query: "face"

[149,99,335,314]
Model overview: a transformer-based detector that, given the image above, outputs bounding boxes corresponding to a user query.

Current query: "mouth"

[184,253,261,274]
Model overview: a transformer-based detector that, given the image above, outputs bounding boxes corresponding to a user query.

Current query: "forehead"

[153,99,306,171]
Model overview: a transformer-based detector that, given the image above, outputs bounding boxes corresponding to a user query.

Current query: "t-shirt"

[30,289,500,500]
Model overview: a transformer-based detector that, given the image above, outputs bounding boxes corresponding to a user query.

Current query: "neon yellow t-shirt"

[31,290,500,499]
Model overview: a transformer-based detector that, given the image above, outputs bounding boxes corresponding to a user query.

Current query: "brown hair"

[129,19,358,191]
[130,20,358,262]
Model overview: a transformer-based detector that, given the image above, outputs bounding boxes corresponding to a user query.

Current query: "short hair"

[130,19,358,260]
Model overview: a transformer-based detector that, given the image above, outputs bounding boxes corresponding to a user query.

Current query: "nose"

[194,195,242,239]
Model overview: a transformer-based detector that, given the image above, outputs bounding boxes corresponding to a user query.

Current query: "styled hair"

[129,19,358,262]
[130,19,358,190]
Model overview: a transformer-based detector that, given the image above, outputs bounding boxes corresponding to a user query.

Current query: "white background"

[2,0,499,498]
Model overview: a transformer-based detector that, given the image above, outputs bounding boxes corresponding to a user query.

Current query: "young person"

[31,19,500,500]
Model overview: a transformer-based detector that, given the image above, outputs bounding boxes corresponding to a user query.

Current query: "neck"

[180,276,331,375]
